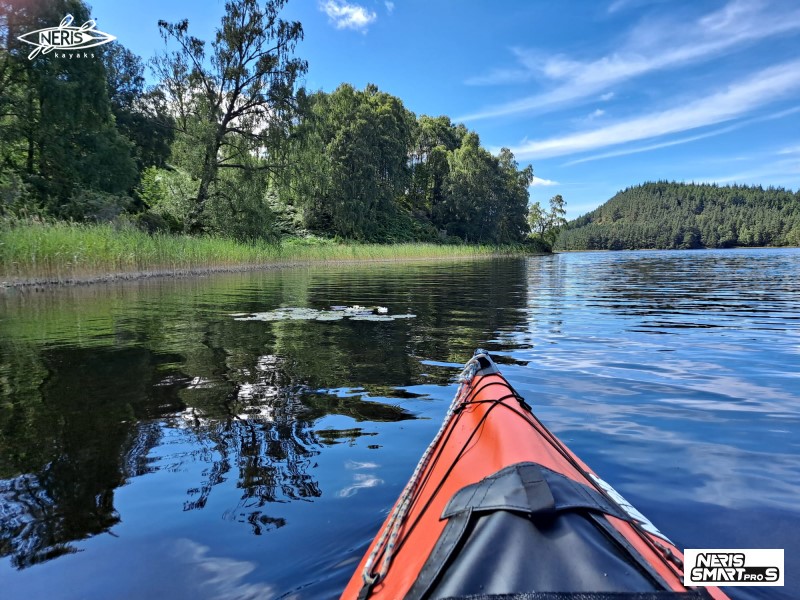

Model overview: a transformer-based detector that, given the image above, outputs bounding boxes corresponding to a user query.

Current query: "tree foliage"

[557,182,800,250]
[435,136,532,243]
[406,115,465,219]
[2,0,536,245]
[283,88,534,243]
[154,0,306,233]
[1,0,137,218]
[528,194,567,250]
[291,83,416,240]
[103,43,174,172]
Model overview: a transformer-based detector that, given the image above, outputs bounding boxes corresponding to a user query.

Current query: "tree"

[283,83,415,240]
[154,0,306,233]
[406,116,463,219]
[103,43,174,171]
[1,0,137,217]
[527,201,546,236]
[437,132,495,242]
[494,148,533,243]
[527,194,567,250]
[554,182,800,251]
[427,135,534,244]
[284,91,534,243]
[546,194,567,245]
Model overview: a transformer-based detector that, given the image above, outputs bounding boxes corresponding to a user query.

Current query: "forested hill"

[555,182,800,251]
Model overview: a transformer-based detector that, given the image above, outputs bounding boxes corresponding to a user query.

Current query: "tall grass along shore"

[1,220,530,286]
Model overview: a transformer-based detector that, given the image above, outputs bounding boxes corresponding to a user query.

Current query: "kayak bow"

[342,350,729,600]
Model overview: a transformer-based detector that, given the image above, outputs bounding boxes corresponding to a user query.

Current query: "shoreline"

[555,245,799,253]
[1,252,539,290]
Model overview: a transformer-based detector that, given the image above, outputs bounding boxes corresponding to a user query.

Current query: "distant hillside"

[555,182,800,251]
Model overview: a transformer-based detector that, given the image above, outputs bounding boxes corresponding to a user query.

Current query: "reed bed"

[1,220,524,284]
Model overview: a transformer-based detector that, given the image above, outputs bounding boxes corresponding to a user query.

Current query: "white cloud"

[320,1,377,31]
[694,159,800,186]
[460,0,800,121]
[600,92,615,101]
[563,124,743,166]
[588,109,606,120]
[464,47,541,86]
[608,0,671,15]
[385,1,395,14]
[508,60,800,160]
[530,176,559,187]
[563,106,800,165]
[607,0,629,13]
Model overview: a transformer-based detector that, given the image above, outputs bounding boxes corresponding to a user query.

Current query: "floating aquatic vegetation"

[232,306,416,322]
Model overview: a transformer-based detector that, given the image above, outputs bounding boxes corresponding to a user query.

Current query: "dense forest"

[0,0,536,246]
[556,182,800,251]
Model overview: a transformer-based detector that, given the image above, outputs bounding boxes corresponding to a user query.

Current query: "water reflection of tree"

[0,257,531,567]
[0,344,166,568]
[183,355,322,512]
[179,352,418,534]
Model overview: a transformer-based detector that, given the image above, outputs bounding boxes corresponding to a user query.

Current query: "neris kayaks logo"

[17,14,116,60]
[684,549,784,587]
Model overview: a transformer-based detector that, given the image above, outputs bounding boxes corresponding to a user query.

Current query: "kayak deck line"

[342,351,730,600]
[359,353,490,587]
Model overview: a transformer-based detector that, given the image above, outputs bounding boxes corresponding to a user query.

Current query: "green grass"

[0,220,527,283]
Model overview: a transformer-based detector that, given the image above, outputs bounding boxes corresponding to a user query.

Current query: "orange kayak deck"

[341,353,729,600]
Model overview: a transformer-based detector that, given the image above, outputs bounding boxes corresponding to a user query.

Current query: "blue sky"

[88,0,800,219]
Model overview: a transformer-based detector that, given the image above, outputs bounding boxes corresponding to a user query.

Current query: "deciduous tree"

[154,0,306,233]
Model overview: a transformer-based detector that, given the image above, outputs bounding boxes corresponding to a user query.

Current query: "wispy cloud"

[607,0,672,14]
[694,159,800,186]
[320,0,377,31]
[463,47,540,86]
[563,125,743,166]
[563,105,800,165]
[530,176,559,187]
[509,60,800,160]
[460,0,800,121]
[385,1,395,14]
[338,459,382,497]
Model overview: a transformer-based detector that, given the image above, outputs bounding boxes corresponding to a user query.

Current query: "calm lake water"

[1,249,798,599]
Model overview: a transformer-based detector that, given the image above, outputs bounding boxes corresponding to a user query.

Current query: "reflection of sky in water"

[338,460,383,498]
[173,539,277,600]
[504,249,800,599]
